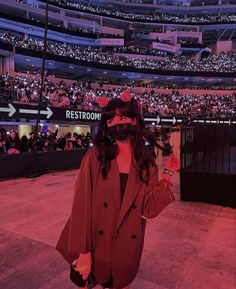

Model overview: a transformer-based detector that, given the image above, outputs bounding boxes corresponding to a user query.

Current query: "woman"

[56,91,179,289]
[5,131,21,154]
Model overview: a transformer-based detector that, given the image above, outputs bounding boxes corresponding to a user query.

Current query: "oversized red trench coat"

[56,147,174,288]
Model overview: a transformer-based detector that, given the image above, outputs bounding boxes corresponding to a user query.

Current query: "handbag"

[70,265,97,288]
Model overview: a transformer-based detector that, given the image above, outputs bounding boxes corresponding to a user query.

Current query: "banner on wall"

[96,38,124,46]
[0,103,235,125]
[0,103,101,122]
[152,42,179,53]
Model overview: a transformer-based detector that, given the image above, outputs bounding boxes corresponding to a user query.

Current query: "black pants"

[70,266,114,288]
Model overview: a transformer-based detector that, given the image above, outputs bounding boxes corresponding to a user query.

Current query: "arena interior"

[0,0,235,288]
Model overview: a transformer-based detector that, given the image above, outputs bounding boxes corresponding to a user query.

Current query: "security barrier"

[0,149,87,179]
[180,125,236,207]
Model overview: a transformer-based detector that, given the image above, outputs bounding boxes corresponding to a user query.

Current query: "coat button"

[131,234,137,239]
[104,202,108,208]
[132,203,137,209]
[98,230,104,235]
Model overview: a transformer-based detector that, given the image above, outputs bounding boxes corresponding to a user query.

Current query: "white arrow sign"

[223,119,231,125]
[162,117,176,124]
[39,107,53,119]
[144,118,158,122]
[19,107,53,119]
[0,103,16,117]
[161,118,172,122]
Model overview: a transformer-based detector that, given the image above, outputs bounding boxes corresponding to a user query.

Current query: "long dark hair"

[94,97,156,183]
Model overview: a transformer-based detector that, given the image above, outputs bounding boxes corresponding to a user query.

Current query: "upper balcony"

[33,0,236,25]
[0,31,235,78]
[104,0,236,9]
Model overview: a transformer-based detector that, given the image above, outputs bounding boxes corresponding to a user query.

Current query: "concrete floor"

[0,168,235,289]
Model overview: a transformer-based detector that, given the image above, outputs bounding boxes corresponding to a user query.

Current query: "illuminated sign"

[0,103,235,125]
[65,110,101,120]
[0,103,101,122]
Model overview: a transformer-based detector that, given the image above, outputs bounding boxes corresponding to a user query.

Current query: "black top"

[100,172,128,288]
[119,173,129,202]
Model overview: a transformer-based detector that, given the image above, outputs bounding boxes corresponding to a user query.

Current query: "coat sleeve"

[142,165,175,219]
[56,149,94,263]
[68,149,94,254]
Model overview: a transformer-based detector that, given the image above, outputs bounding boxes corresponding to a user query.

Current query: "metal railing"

[181,125,236,175]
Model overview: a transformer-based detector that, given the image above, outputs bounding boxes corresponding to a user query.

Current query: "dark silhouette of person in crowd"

[83,132,92,148]
[5,131,21,154]
[57,133,67,150]
[20,135,28,153]
[27,132,45,152]
[27,132,37,152]
[0,131,6,154]
[77,134,83,149]
[45,129,58,151]
[70,133,78,150]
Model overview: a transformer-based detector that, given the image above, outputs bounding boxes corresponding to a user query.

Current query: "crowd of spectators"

[3,70,235,90]
[0,74,97,111]
[0,74,235,118]
[141,90,235,118]
[0,129,92,154]
[113,47,168,57]
[120,0,235,6]
[1,8,123,39]
[35,0,236,24]
[17,0,235,7]
[1,33,236,73]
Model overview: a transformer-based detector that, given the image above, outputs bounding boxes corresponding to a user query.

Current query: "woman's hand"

[160,154,180,184]
[161,173,171,183]
[72,252,92,280]
[165,153,180,172]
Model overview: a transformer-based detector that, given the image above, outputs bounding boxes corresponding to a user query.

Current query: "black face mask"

[107,123,135,141]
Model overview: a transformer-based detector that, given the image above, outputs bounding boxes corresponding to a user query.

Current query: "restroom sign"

[65,110,101,121]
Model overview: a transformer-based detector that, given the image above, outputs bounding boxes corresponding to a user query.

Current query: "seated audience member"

[49,90,60,107]
[5,131,21,154]
[59,93,71,107]
[20,89,30,103]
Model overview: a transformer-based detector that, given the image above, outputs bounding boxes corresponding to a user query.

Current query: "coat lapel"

[115,158,142,232]
[107,158,121,210]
